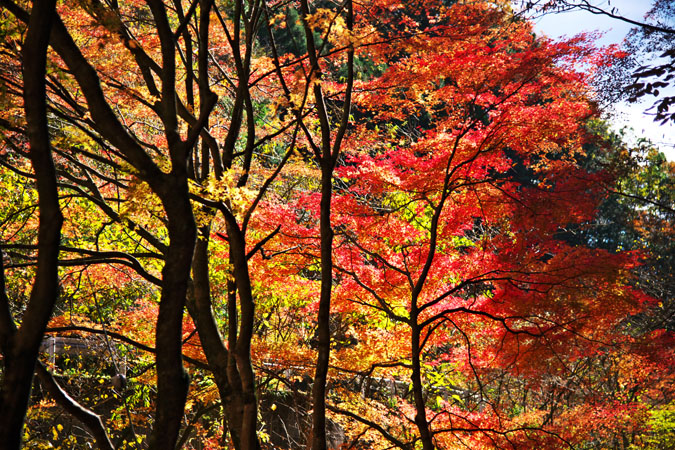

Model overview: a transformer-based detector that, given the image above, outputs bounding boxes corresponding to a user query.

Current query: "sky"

[527,0,675,160]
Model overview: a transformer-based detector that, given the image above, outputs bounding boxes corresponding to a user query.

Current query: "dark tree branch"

[35,362,115,450]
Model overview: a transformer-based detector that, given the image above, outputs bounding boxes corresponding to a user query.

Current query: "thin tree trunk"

[411,323,435,450]
[309,161,335,450]
[188,226,245,449]
[302,1,354,447]
[298,0,331,445]
[226,220,260,450]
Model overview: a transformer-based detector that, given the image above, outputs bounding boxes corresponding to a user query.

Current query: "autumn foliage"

[0,0,673,449]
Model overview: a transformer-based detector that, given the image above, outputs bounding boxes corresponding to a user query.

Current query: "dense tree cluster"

[0,1,673,449]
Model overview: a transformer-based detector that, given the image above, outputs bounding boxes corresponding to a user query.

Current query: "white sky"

[529,0,675,160]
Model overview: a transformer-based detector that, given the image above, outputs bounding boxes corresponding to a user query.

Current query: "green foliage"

[631,402,675,450]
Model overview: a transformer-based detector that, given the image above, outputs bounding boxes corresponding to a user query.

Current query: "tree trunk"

[0,0,61,446]
[309,161,335,450]
[411,323,435,450]
[188,226,245,449]
[227,222,260,450]
[148,179,196,450]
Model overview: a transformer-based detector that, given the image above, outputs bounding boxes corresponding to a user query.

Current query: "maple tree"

[562,135,675,449]
[0,0,672,449]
